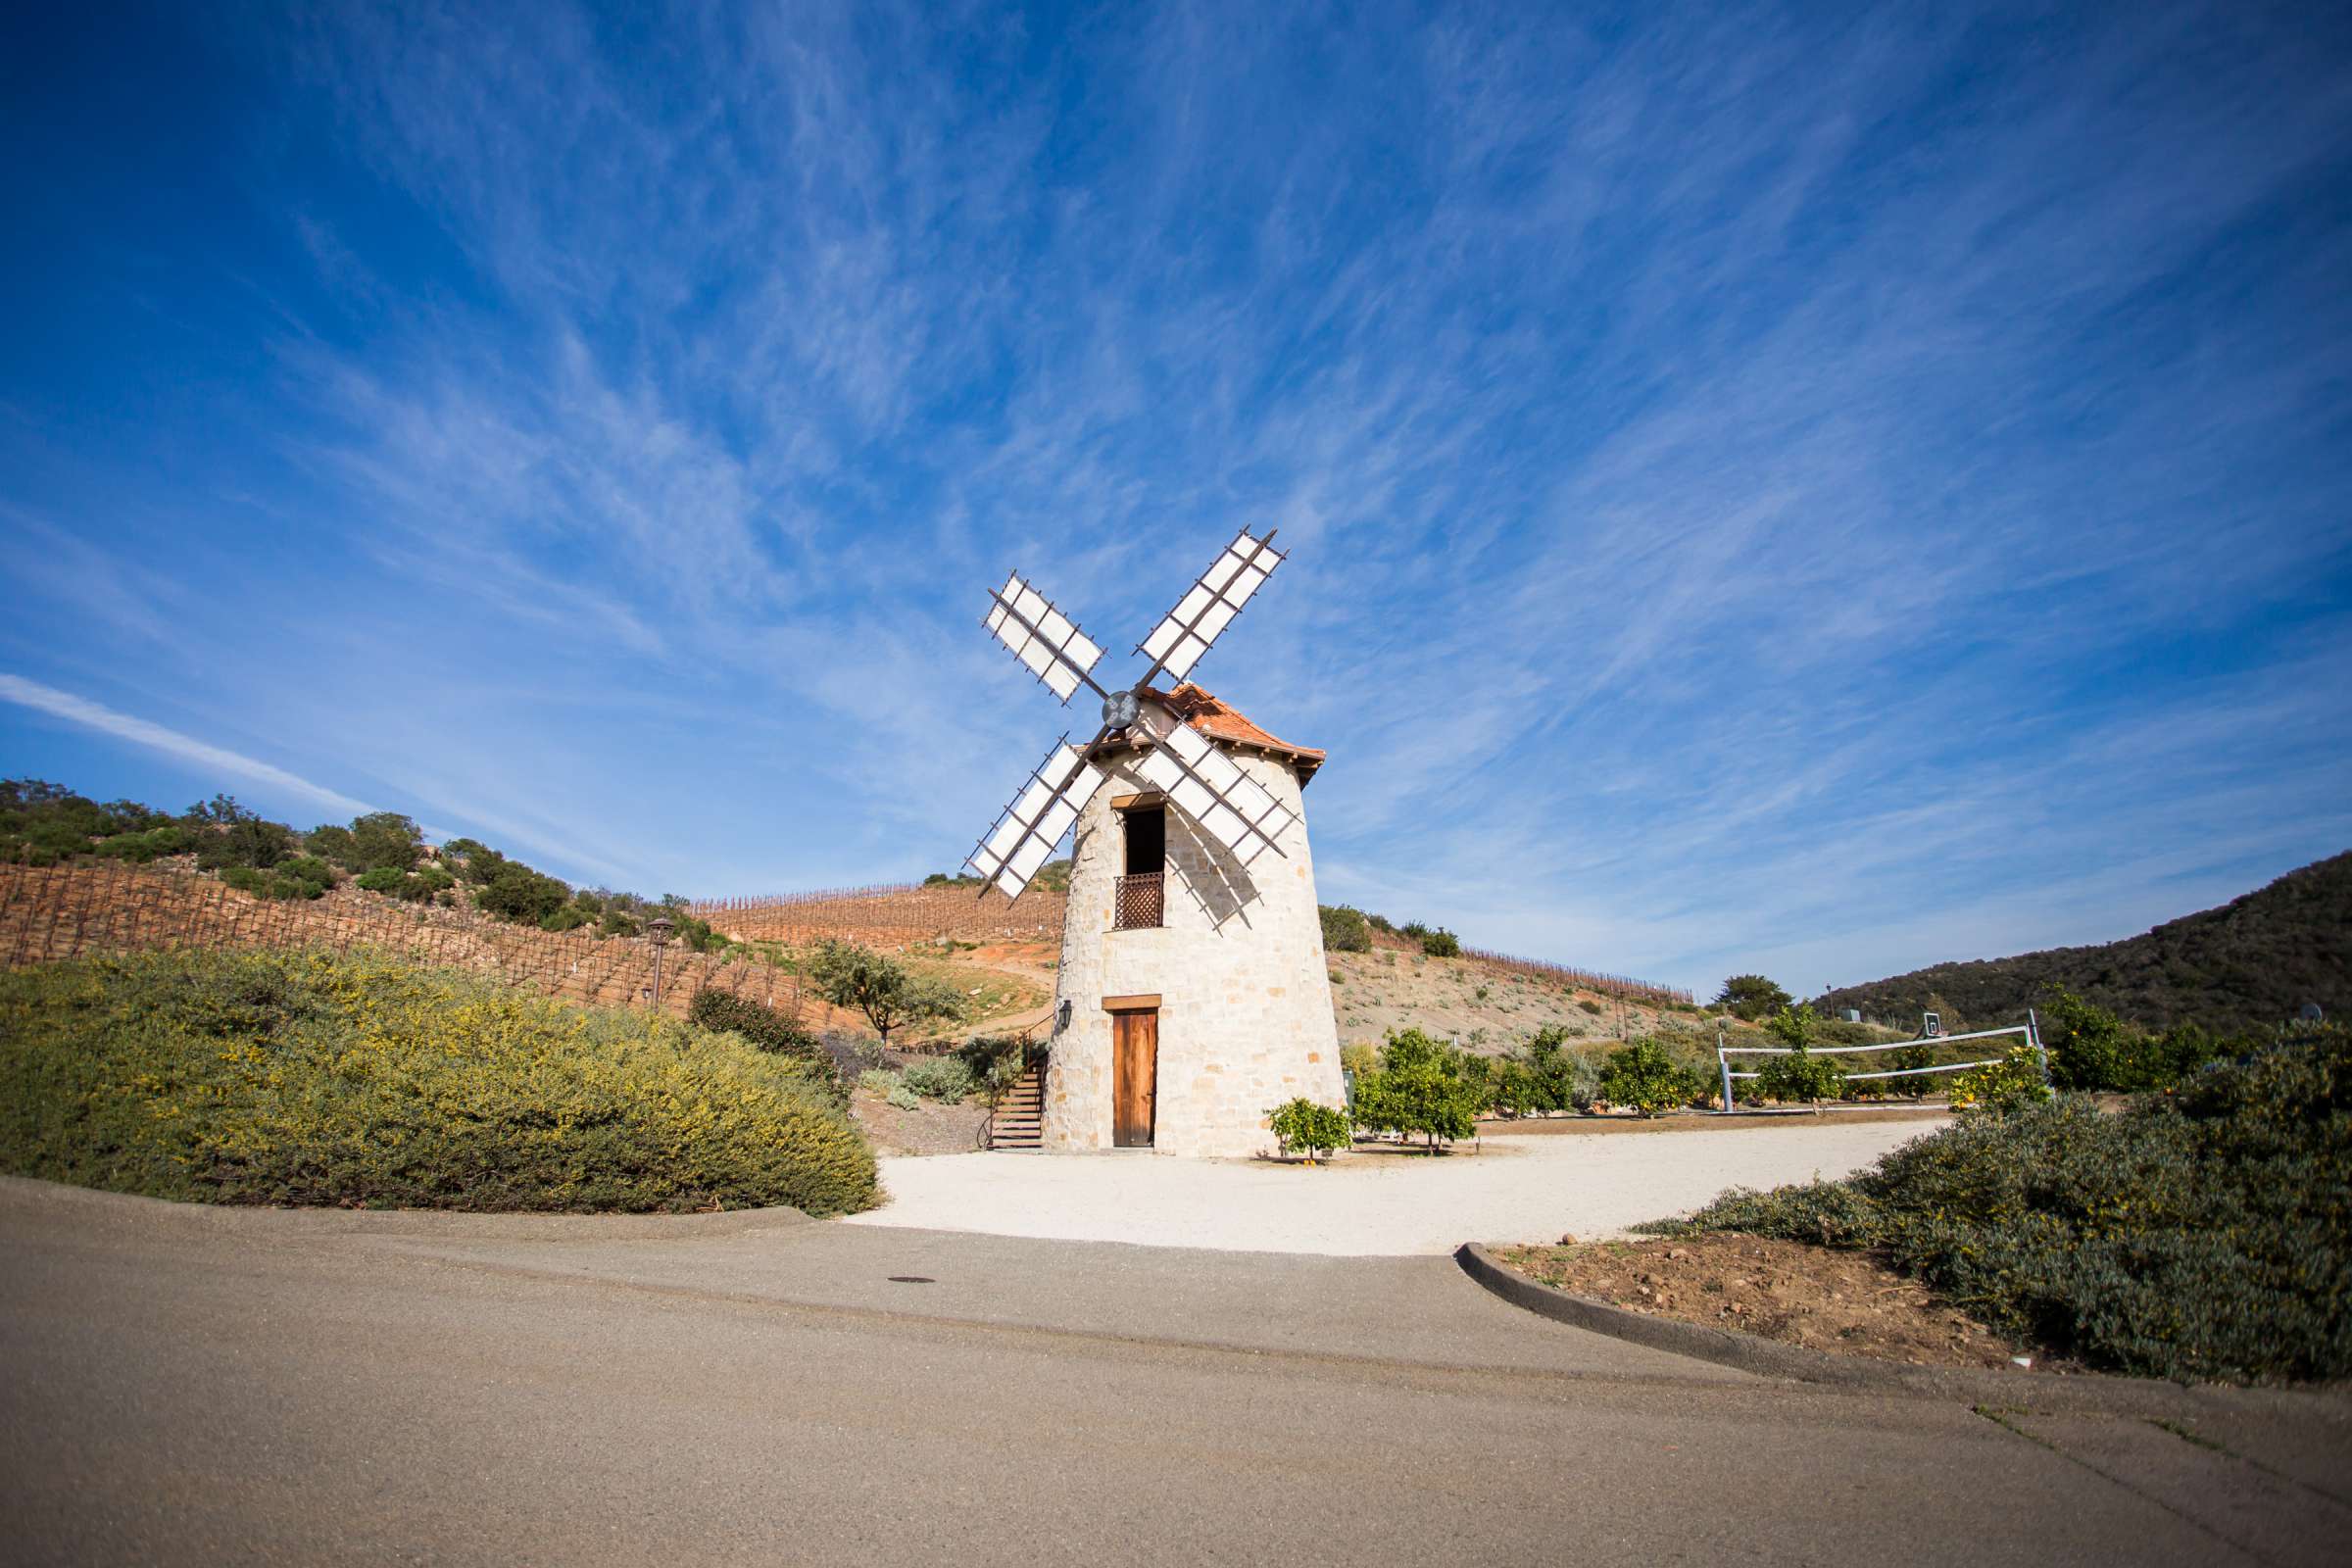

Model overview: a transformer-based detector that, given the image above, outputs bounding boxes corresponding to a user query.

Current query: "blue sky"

[4,1,2348,999]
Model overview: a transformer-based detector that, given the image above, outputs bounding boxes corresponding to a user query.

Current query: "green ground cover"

[0,948,877,1215]
[1641,1025,2350,1383]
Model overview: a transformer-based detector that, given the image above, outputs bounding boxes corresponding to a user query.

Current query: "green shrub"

[275,855,336,890]
[1577,999,1603,1015]
[1419,927,1462,958]
[1645,1026,2352,1383]
[900,1055,976,1104]
[539,905,593,932]
[670,912,729,953]
[1318,905,1373,955]
[476,862,572,926]
[859,1068,902,1097]
[440,839,503,883]
[217,864,327,901]
[1597,1039,1704,1116]
[355,865,407,894]
[1644,1179,1885,1249]
[956,1035,1033,1097]
[689,988,816,1053]
[1268,1098,1351,1159]
[192,811,295,871]
[687,990,843,1105]
[93,825,193,863]
[0,948,878,1216]
[304,823,361,868]
[344,812,423,873]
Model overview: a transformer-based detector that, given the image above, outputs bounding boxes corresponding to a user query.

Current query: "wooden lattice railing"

[1112,872,1164,931]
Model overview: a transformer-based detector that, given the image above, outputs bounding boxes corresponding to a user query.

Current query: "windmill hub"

[1101,690,1140,729]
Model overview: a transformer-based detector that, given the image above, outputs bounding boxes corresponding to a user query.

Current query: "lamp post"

[648,915,674,1009]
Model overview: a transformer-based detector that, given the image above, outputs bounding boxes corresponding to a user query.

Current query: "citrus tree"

[1352,1028,1484,1152]
[1755,1003,1846,1108]
[1596,1039,1703,1117]
[1267,1098,1351,1161]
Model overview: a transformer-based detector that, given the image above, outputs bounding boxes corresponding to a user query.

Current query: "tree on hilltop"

[1713,973,1792,1020]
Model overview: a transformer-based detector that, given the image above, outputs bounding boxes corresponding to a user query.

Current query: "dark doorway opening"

[1115,806,1166,930]
[1123,807,1164,875]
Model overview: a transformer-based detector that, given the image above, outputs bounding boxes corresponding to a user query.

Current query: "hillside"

[2,858,1048,1041]
[1327,945,1693,1053]
[1810,852,2351,1033]
[0,775,1703,1055]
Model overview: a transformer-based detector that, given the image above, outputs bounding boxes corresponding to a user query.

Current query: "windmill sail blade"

[965,737,1108,900]
[1130,705,1296,867]
[1136,527,1285,686]
[985,573,1106,705]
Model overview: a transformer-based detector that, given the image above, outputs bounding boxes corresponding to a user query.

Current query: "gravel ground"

[850,1093,989,1155]
[849,1117,1945,1254]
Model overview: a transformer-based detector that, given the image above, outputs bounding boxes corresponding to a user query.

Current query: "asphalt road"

[4,1178,2348,1566]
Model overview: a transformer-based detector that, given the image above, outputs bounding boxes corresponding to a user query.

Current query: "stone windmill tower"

[964,529,1345,1156]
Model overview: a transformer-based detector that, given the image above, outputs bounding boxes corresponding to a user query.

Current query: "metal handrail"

[1716,1024,2036,1057]
[1715,1015,2047,1109]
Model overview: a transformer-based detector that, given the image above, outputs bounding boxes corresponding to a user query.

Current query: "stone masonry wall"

[1043,744,1345,1157]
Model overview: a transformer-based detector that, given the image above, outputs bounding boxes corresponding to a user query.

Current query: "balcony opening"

[1115,805,1164,929]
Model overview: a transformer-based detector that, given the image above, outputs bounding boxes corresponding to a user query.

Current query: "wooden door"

[1112,1008,1158,1149]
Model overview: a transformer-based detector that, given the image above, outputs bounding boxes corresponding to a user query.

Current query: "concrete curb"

[1453,1242,2236,1417]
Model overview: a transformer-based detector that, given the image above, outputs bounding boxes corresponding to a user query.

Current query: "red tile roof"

[1134,683,1325,785]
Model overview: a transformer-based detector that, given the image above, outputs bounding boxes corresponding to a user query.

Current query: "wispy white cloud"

[0,673,381,820]
[4,0,2346,996]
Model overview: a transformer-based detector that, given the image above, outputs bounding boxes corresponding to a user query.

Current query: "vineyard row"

[1,862,806,1022]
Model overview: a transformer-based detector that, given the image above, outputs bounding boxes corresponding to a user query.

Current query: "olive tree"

[806,940,964,1048]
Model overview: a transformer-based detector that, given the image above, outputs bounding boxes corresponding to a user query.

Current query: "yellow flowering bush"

[0,948,878,1215]
[1947,1044,2052,1113]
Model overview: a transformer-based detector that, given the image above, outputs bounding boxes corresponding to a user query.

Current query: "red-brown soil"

[690,885,1063,947]
[0,862,1046,1039]
[1491,1235,2028,1371]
